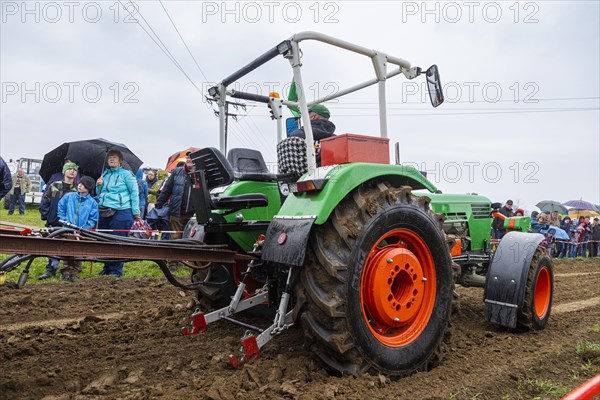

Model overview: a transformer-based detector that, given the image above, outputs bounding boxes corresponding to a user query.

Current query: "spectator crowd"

[492,199,600,258]
[0,150,196,280]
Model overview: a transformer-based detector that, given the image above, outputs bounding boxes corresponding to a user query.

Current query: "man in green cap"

[38,162,78,280]
[290,103,336,165]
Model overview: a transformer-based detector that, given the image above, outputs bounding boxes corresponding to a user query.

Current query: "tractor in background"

[2,157,44,209]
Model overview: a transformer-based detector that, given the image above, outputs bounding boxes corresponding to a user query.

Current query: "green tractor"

[180,32,554,376]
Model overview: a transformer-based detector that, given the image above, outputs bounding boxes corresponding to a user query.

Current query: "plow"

[0,32,556,378]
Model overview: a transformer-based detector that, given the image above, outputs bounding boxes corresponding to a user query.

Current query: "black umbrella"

[40,138,143,182]
[535,200,568,214]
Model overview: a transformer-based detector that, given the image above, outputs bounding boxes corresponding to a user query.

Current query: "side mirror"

[425,65,444,108]
[286,117,300,136]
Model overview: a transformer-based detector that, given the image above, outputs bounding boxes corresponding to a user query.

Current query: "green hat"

[308,103,330,119]
[63,162,78,174]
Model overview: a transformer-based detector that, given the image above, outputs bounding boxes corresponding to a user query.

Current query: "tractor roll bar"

[292,31,411,69]
[215,31,418,173]
[228,89,270,104]
[221,40,292,87]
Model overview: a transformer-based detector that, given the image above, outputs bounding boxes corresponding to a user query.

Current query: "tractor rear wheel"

[516,248,553,331]
[296,181,454,376]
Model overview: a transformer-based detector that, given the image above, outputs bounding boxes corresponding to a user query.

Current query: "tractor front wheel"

[297,182,454,376]
[516,248,553,331]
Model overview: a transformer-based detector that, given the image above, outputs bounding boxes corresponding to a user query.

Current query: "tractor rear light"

[450,239,462,257]
[289,179,327,194]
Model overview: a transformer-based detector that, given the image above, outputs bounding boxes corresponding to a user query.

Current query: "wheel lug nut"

[386,258,393,264]
[393,317,399,323]
[422,277,427,282]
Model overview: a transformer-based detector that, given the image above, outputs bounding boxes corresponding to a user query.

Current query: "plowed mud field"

[1,258,598,400]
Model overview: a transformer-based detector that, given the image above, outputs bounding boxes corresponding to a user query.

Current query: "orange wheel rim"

[361,229,436,347]
[534,266,551,319]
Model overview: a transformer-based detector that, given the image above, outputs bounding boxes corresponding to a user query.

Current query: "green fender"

[218,180,282,252]
[278,163,437,224]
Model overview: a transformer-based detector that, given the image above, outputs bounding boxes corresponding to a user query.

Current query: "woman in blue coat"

[96,150,140,277]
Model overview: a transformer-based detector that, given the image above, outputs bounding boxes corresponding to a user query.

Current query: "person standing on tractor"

[492,200,514,239]
[290,103,336,166]
[8,169,32,216]
[56,176,98,281]
[0,156,12,201]
[38,162,78,279]
[156,153,195,268]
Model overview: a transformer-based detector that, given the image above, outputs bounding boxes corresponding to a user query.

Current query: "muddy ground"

[0,258,598,400]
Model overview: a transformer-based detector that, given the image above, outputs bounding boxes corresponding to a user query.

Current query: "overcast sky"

[1,0,598,211]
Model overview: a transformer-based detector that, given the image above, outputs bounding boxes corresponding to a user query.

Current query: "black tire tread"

[516,248,553,331]
[297,180,455,377]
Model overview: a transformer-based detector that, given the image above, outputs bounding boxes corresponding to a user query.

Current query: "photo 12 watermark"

[401,161,540,184]
[400,1,540,24]
[200,1,340,24]
[400,81,540,103]
[1,1,341,24]
[1,82,140,104]
[1,1,146,24]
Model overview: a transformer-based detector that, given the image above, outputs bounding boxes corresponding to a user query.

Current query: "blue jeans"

[98,209,134,277]
[591,242,599,257]
[493,229,507,240]
[45,257,59,273]
[580,236,590,257]
[557,242,569,258]
[8,194,25,214]
[568,244,579,258]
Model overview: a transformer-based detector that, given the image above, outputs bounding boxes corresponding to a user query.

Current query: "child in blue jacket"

[57,176,98,281]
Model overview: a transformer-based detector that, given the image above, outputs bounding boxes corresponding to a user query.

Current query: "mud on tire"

[295,181,455,377]
[516,248,553,331]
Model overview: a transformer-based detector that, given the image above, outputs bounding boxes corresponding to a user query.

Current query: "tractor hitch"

[180,266,296,369]
[228,332,260,369]
[181,312,208,336]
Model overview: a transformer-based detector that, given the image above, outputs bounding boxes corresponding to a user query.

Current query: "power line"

[246,113,276,151]
[326,106,600,111]
[334,96,600,105]
[338,108,600,117]
[227,122,255,150]
[238,116,273,155]
[118,0,203,95]
[224,106,272,156]
[231,104,274,152]
[158,0,210,83]
[240,107,599,117]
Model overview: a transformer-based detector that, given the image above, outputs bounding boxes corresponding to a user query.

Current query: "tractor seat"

[227,148,278,182]
[189,148,270,219]
[212,193,268,210]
